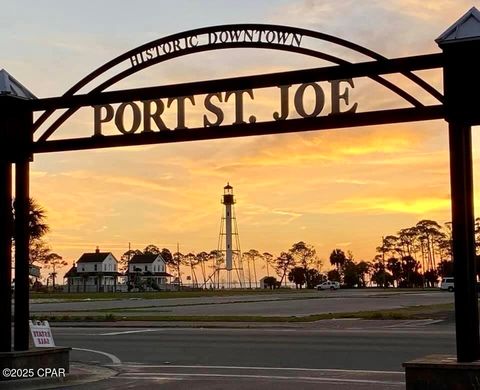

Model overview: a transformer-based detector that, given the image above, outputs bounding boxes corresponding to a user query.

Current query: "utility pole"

[382,236,386,288]
[127,242,131,288]
[176,242,182,290]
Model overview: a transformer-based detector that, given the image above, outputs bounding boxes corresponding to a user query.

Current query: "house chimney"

[95,246,100,253]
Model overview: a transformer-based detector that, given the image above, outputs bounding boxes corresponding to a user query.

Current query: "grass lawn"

[30,287,440,302]
[32,303,454,323]
[30,288,311,301]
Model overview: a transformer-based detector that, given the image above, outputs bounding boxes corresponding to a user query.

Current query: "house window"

[82,267,85,272]
[94,264,97,271]
[145,265,148,271]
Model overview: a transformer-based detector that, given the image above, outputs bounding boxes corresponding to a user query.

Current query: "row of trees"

[323,219,456,288]
[121,241,323,289]
[121,245,221,287]
[276,219,458,289]
[121,218,457,289]
[371,219,453,288]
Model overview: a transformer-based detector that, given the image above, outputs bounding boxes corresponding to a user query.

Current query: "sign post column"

[0,96,14,353]
[447,120,480,362]
[14,158,30,351]
[436,8,480,363]
[13,101,33,351]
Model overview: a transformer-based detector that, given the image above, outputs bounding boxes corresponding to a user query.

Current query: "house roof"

[129,254,164,264]
[64,266,122,278]
[65,266,77,277]
[154,271,172,277]
[127,270,172,277]
[77,252,115,263]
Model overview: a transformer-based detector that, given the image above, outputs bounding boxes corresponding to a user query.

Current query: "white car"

[440,277,454,292]
[316,280,340,290]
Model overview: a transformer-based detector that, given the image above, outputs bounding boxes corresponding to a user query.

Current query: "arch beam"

[31,53,443,112]
[33,105,443,154]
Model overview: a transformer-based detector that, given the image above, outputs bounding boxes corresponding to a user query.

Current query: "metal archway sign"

[1,10,480,372]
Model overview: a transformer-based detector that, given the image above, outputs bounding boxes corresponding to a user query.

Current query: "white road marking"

[116,364,404,375]
[53,326,454,336]
[73,347,122,365]
[114,373,404,385]
[147,327,453,335]
[385,319,444,328]
[98,329,163,336]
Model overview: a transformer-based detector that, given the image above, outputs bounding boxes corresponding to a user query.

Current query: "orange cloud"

[335,195,450,214]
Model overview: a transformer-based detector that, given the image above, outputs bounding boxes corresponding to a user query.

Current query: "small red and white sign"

[29,320,55,347]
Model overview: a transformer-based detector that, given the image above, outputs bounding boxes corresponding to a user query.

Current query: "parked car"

[316,280,340,290]
[440,277,454,292]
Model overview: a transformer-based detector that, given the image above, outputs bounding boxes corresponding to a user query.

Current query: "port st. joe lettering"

[93,80,358,136]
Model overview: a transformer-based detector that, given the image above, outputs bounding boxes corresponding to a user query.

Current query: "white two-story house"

[64,248,120,292]
[128,253,172,290]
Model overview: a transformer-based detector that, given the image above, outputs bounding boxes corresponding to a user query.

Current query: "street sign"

[29,320,55,348]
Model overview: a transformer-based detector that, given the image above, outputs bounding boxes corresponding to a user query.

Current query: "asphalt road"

[31,290,454,317]
[57,325,455,370]
[49,322,456,389]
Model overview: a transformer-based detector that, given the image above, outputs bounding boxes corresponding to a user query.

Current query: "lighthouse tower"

[223,183,235,271]
[217,183,244,288]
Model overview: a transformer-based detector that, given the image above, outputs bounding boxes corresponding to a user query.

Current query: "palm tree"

[195,251,209,285]
[143,244,160,255]
[121,248,142,273]
[241,252,252,288]
[263,252,274,277]
[13,198,50,261]
[172,251,184,288]
[184,252,198,287]
[416,220,443,271]
[208,250,224,289]
[42,253,67,288]
[398,228,418,258]
[356,261,371,287]
[160,248,174,274]
[329,249,346,270]
[275,252,296,286]
[290,242,317,289]
[26,198,49,241]
[243,249,262,288]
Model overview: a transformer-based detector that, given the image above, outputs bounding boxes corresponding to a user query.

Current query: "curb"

[50,320,305,329]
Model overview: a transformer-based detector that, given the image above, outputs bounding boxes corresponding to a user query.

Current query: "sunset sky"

[2,1,478,281]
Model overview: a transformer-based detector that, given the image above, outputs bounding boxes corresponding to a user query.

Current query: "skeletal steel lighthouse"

[223,183,234,271]
[216,183,244,288]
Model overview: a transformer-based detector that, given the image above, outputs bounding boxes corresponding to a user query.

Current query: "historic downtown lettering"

[130,28,304,68]
[93,80,358,136]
